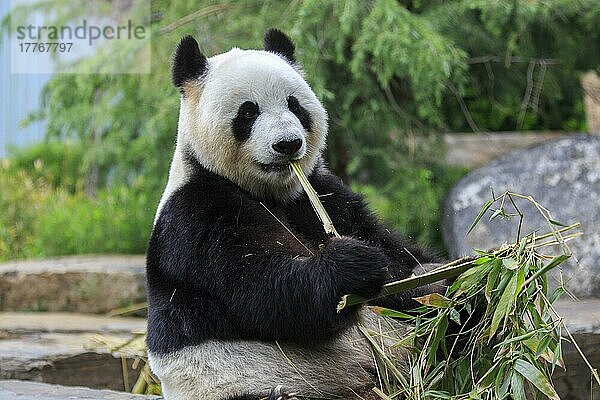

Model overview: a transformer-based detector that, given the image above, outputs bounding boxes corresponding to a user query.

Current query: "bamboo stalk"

[337,257,477,311]
[131,364,149,394]
[290,161,340,238]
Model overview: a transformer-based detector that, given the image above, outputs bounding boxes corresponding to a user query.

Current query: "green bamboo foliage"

[355,193,598,399]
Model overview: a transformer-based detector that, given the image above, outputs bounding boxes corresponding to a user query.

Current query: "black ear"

[172,36,208,88]
[263,28,295,63]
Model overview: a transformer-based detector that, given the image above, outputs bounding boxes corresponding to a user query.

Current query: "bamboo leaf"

[497,370,512,399]
[522,255,570,290]
[517,236,528,256]
[549,219,570,227]
[513,359,560,399]
[535,335,553,360]
[459,263,493,292]
[502,257,518,270]
[523,336,558,366]
[515,268,525,301]
[475,365,494,389]
[490,362,507,394]
[369,306,413,319]
[428,315,448,365]
[495,329,539,347]
[511,372,527,400]
[552,340,565,370]
[527,302,544,327]
[550,286,566,304]
[485,263,500,301]
[490,273,517,339]
[474,256,494,265]
[449,308,461,325]
[467,199,493,235]
[414,293,453,308]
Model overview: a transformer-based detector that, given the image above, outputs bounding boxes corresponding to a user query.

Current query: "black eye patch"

[287,96,312,132]
[232,101,259,141]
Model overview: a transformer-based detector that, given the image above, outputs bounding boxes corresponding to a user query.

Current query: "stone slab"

[0,312,146,334]
[0,255,146,313]
[0,313,147,390]
[0,380,159,399]
[0,255,146,275]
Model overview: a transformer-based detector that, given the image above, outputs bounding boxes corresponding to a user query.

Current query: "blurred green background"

[1,0,598,261]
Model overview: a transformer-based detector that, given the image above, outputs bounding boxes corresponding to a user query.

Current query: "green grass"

[0,162,158,261]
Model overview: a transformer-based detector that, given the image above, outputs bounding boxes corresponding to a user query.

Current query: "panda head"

[172,29,328,201]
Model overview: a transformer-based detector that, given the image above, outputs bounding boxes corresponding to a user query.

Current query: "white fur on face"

[249,108,306,165]
[171,48,328,203]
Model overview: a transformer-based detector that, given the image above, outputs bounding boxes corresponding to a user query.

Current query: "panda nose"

[272,139,302,156]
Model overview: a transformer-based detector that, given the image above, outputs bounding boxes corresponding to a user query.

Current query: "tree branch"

[467,55,560,65]
[157,4,234,35]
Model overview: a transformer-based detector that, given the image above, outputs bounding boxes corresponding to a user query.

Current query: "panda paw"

[321,236,388,298]
[266,385,298,400]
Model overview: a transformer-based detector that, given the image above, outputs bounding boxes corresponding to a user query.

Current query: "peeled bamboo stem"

[290,161,340,238]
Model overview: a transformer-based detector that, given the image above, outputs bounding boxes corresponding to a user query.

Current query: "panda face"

[173,32,328,201]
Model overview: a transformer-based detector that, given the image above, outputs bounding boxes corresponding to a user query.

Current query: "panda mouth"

[257,162,292,173]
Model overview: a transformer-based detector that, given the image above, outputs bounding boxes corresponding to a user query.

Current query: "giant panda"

[146,29,443,400]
